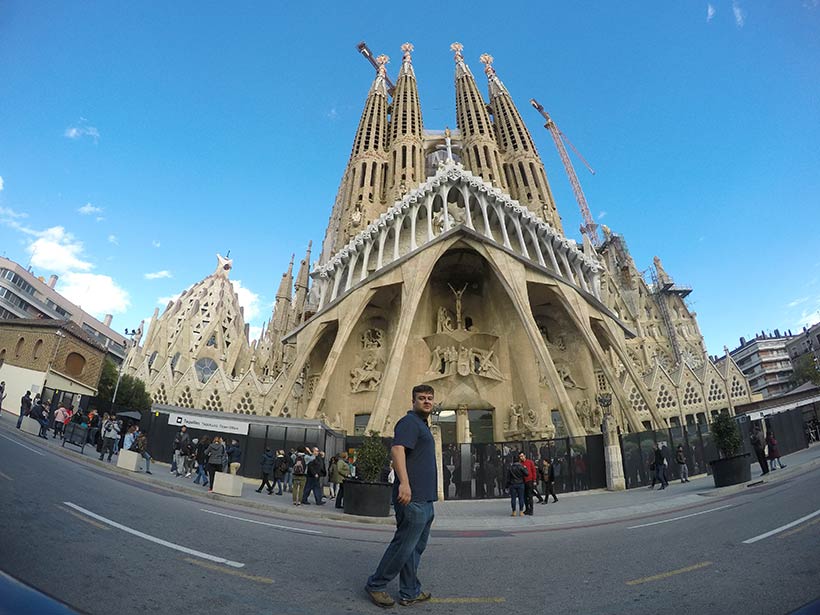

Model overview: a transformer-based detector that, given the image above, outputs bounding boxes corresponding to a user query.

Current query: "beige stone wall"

[0,324,104,390]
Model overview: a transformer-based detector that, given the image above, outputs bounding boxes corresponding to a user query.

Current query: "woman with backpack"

[272,450,288,495]
[205,436,226,492]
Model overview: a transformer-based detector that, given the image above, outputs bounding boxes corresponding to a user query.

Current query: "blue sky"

[1,1,818,354]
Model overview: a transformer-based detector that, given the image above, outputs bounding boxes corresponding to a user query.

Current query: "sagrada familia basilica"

[123,43,753,443]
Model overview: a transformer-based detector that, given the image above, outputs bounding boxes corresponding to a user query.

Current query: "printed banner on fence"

[168,412,250,435]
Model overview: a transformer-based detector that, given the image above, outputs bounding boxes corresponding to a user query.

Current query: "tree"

[790,354,820,388]
[96,359,152,412]
[711,412,742,459]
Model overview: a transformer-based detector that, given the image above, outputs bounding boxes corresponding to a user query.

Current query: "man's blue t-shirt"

[392,410,437,502]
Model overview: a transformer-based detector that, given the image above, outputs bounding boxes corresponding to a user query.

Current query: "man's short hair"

[412,384,434,400]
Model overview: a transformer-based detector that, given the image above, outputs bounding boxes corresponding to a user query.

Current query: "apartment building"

[0,256,127,362]
[725,330,795,398]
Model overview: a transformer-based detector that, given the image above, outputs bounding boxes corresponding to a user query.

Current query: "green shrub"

[356,431,390,483]
[711,412,742,458]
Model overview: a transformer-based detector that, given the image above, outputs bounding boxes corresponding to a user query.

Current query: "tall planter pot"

[343,480,392,517]
[709,453,752,488]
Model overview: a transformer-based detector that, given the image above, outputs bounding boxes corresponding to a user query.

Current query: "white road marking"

[743,509,820,544]
[64,502,245,568]
[200,508,323,535]
[0,433,45,456]
[627,505,733,529]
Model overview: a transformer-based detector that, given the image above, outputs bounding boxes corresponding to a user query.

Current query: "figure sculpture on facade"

[350,358,382,393]
[437,307,454,333]
[507,403,523,432]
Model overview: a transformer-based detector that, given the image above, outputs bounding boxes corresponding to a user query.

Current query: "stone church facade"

[124,43,752,441]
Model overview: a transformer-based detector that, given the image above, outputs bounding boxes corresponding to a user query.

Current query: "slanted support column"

[393,217,402,261]
[480,197,493,240]
[410,206,418,251]
[497,207,512,249]
[463,190,475,230]
[359,242,372,282]
[345,253,358,292]
[426,195,434,240]
[559,251,576,284]
[514,219,529,258]
[377,228,387,269]
[572,260,589,293]
[330,269,343,302]
[543,235,561,273]
[527,227,546,267]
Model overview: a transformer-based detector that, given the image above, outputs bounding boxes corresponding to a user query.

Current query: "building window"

[33,339,43,360]
[148,351,158,368]
[65,352,86,377]
[195,358,218,384]
[353,414,371,435]
[14,336,24,358]
[170,352,181,371]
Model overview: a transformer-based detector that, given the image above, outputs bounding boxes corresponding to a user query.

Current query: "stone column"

[431,424,444,502]
[456,404,471,444]
[603,413,626,491]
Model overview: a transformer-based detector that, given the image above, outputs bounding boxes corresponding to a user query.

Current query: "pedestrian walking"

[750,425,769,476]
[272,449,288,495]
[365,384,437,608]
[193,436,211,487]
[302,448,326,505]
[256,447,275,494]
[171,426,190,476]
[291,450,307,505]
[29,398,49,438]
[182,437,196,477]
[53,404,68,439]
[520,451,541,515]
[767,431,786,470]
[285,448,295,493]
[226,439,242,475]
[539,458,558,504]
[652,443,669,490]
[676,444,690,483]
[99,414,120,462]
[205,436,226,491]
[334,451,351,509]
[16,391,32,429]
[123,425,138,452]
[506,453,528,516]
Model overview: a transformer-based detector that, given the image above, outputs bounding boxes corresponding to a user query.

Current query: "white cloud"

[327,107,338,120]
[0,176,4,191]
[787,297,809,308]
[707,3,715,22]
[0,206,27,220]
[64,122,100,142]
[597,211,607,220]
[232,279,261,322]
[247,325,263,343]
[107,234,118,245]
[57,272,130,316]
[144,270,173,280]
[78,203,102,215]
[152,240,161,248]
[27,226,93,274]
[157,293,182,306]
[95,216,105,222]
[732,1,746,27]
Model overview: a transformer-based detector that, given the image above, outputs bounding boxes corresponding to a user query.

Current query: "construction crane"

[530,99,600,247]
[356,41,395,95]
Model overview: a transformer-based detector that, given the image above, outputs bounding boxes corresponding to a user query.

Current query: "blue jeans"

[509,483,525,511]
[367,501,435,601]
[285,470,293,491]
[194,463,209,485]
[141,452,152,473]
[302,477,323,504]
[16,412,26,429]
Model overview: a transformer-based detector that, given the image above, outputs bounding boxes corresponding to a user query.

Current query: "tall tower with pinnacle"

[480,53,563,231]
[452,42,507,190]
[386,43,425,204]
[320,54,391,262]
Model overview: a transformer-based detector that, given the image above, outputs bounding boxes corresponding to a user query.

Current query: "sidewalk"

[3,411,819,531]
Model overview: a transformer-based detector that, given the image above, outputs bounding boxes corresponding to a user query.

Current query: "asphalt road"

[1,427,819,615]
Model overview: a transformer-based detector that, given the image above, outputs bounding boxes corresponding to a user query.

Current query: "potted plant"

[343,431,392,517]
[708,412,751,487]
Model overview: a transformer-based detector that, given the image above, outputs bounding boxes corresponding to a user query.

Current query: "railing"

[312,160,603,311]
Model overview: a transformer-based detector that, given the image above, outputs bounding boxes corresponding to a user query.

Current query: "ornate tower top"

[401,42,413,61]
[479,53,494,75]
[375,54,389,76]
[214,253,233,278]
[450,42,464,61]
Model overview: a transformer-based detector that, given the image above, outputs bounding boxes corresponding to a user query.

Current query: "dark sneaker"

[366,588,395,608]
[399,592,431,606]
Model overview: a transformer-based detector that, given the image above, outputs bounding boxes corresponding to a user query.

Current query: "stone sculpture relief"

[557,367,585,390]
[426,344,502,380]
[350,327,385,393]
[506,403,523,432]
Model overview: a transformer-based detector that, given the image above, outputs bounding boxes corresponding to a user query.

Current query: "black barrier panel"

[62,423,89,453]
[766,408,807,457]
[243,424,270,479]
[437,435,605,500]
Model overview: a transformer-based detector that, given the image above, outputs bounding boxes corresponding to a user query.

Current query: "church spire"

[452,43,507,190]
[320,55,391,263]
[386,42,425,204]
[480,53,562,231]
[289,242,312,330]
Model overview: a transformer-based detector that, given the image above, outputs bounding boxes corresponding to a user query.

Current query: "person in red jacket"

[519,452,542,515]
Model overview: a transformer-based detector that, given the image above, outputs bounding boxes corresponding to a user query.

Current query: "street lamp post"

[42,328,66,401]
[597,391,625,491]
[111,328,138,407]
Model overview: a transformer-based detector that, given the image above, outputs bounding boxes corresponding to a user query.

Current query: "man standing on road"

[99,414,120,462]
[750,425,769,477]
[172,426,190,477]
[366,384,437,608]
[302,447,326,505]
[16,391,32,429]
